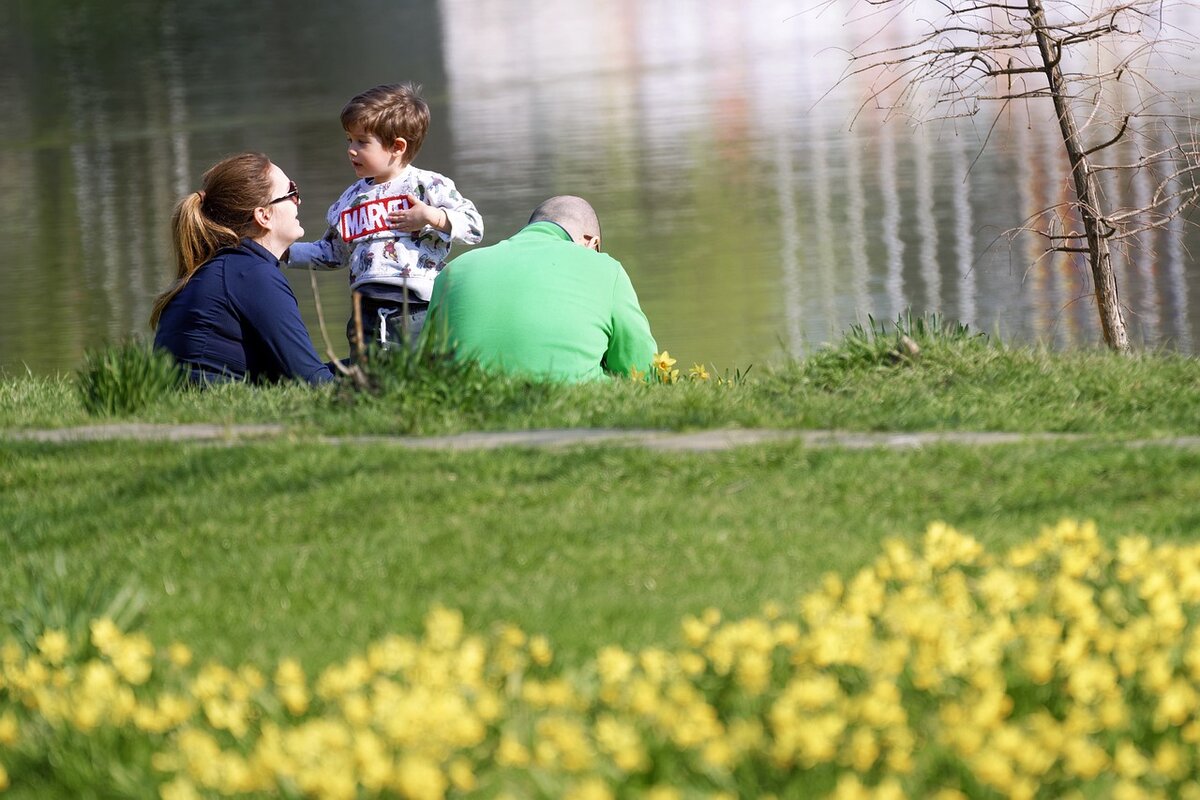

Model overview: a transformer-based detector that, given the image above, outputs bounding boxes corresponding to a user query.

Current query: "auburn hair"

[149,153,273,329]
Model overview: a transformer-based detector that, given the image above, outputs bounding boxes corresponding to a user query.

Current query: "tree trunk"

[1028,0,1130,351]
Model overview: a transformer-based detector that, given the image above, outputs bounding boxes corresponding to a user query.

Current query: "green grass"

[4,438,1200,672]
[75,339,183,417]
[5,317,1200,798]
[5,314,1200,668]
[4,314,1200,435]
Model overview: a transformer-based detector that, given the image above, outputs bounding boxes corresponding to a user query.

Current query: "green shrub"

[801,310,989,388]
[75,340,183,416]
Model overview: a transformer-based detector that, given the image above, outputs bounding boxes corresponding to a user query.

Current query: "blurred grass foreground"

[5,521,1200,798]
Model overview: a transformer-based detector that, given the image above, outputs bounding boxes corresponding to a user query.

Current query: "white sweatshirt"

[287,164,484,301]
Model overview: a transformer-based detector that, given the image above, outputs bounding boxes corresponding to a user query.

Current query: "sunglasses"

[268,181,301,205]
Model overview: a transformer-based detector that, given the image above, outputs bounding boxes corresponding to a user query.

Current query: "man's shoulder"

[450,236,625,269]
[571,246,627,278]
[591,249,626,270]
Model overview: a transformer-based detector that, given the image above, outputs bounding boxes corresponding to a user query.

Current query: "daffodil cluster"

[7,520,1200,798]
[630,352,717,385]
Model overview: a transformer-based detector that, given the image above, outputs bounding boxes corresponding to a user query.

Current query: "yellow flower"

[1114,741,1149,779]
[651,351,676,372]
[681,615,710,647]
[1154,740,1189,780]
[0,712,18,746]
[159,776,201,800]
[595,714,649,772]
[424,605,464,650]
[529,635,553,667]
[448,758,476,791]
[497,734,530,767]
[37,629,70,665]
[167,643,193,668]
[275,658,310,716]
[565,777,614,800]
[688,363,710,381]
[110,633,155,685]
[396,754,447,800]
[645,788,682,800]
[596,646,635,686]
[90,617,122,652]
[628,365,645,382]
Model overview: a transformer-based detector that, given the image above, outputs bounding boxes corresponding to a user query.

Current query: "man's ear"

[391,137,409,160]
[582,233,601,252]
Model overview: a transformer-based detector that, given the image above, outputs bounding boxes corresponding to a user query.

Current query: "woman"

[151,153,334,385]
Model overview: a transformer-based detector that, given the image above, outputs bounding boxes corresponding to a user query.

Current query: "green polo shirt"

[427,222,657,382]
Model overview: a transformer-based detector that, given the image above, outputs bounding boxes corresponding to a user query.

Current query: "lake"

[3,0,1198,377]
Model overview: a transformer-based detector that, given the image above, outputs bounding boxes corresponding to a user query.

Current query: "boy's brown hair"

[341,82,429,164]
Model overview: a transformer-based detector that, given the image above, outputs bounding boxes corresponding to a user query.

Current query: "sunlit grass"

[5,439,1200,669]
[5,314,1200,796]
[4,314,1199,436]
[8,521,1200,798]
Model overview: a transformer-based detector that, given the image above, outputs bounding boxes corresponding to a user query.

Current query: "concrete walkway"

[7,423,1200,452]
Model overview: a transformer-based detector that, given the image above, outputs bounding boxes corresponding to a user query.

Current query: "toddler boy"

[288,82,483,351]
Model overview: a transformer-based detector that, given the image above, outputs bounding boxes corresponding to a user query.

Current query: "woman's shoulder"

[220,241,286,287]
[220,239,278,266]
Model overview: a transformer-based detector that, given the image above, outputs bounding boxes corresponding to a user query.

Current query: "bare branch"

[1083,114,1132,154]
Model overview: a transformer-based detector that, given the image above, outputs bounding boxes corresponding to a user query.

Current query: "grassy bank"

[6,318,1200,797]
[3,316,1200,435]
[5,437,1200,797]
[5,438,1200,670]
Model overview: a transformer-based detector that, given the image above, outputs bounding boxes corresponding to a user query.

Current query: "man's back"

[428,221,656,382]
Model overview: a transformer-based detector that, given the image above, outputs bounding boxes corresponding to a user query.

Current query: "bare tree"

[833,0,1200,350]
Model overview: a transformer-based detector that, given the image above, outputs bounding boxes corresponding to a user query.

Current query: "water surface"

[2,0,1197,376]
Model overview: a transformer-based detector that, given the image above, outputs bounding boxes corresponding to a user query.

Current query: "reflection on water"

[1,0,1198,376]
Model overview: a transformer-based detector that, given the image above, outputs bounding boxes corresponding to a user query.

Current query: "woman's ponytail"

[149,154,273,329]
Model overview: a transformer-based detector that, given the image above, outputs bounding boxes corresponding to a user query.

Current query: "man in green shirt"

[426,196,658,382]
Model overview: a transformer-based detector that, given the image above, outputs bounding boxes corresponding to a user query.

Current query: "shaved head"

[529,196,601,246]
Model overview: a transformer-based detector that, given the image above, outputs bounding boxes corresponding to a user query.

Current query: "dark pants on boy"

[346,283,428,355]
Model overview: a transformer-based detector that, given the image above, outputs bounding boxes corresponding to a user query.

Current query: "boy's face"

[345,126,407,182]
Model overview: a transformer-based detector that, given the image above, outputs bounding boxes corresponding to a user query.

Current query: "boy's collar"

[366,163,412,186]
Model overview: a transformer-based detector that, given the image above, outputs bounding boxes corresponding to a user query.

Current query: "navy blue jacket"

[154,239,334,385]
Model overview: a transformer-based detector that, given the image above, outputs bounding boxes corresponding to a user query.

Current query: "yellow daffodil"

[167,642,193,668]
[12,520,1200,798]
[0,712,18,746]
[529,634,553,666]
[688,363,710,381]
[37,629,70,665]
[651,351,676,372]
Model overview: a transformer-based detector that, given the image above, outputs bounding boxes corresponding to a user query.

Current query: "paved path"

[7,423,1200,452]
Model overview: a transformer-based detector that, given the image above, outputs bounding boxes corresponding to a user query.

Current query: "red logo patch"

[339,195,411,242]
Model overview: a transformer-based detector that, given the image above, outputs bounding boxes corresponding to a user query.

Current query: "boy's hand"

[388,194,450,233]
